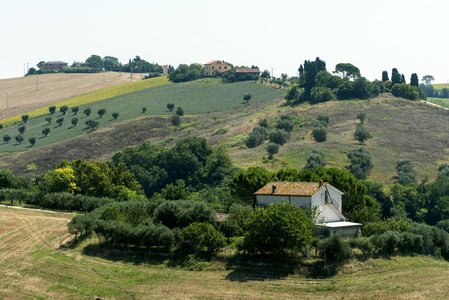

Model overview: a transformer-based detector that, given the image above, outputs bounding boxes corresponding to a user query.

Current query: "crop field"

[1,205,449,299]
[0,72,153,122]
[433,83,449,90]
[0,76,170,127]
[0,80,283,152]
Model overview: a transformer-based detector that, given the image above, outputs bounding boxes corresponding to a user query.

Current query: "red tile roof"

[235,68,260,73]
[254,181,328,196]
[205,60,221,65]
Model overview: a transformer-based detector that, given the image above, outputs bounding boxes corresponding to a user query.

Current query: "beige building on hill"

[204,60,231,77]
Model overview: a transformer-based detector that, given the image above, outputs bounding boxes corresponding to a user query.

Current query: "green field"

[2,206,449,299]
[427,97,449,109]
[433,83,449,90]
[0,80,283,152]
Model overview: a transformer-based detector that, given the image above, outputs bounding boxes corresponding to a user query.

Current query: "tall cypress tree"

[382,71,389,82]
[391,68,401,85]
[410,73,419,86]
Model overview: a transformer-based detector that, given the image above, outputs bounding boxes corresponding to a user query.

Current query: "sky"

[1,0,448,83]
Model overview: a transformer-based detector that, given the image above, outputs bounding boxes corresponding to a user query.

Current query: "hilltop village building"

[41,61,69,71]
[203,60,231,77]
[254,181,362,238]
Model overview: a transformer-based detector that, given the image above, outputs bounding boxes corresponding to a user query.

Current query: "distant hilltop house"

[41,61,69,71]
[254,181,362,238]
[235,68,260,80]
[204,60,231,77]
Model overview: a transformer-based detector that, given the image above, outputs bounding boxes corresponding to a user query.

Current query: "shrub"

[71,106,79,115]
[56,117,64,126]
[259,118,268,128]
[245,127,267,148]
[317,114,330,125]
[153,200,216,229]
[83,107,92,116]
[354,124,372,144]
[357,112,366,124]
[45,117,52,124]
[18,125,26,134]
[304,149,326,169]
[312,124,327,142]
[269,129,290,145]
[142,107,147,113]
[112,112,119,120]
[85,119,99,130]
[396,159,416,185]
[171,115,181,126]
[15,135,24,144]
[21,114,29,123]
[347,147,373,180]
[3,135,11,144]
[317,234,352,263]
[181,222,226,254]
[60,105,69,115]
[28,137,36,146]
[276,119,294,132]
[167,103,175,111]
[97,108,106,118]
[266,142,279,159]
[176,107,184,116]
[49,106,56,114]
[71,117,78,126]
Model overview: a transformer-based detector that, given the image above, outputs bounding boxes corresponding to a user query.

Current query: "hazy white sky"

[1,0,448,83]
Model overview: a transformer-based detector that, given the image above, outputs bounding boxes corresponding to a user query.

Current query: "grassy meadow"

[433,83,449,90]
[0,80,283,152]
[1,205,449,299]
[427,97,449,109]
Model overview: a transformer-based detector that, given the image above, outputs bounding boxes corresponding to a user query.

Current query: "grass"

[0,80,283,152]
[2,206,449,299]
[433,83,449,90]
[0,76,170,127]
[426,97,449,109]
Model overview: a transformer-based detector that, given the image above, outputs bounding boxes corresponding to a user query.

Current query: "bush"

[317,234,352,263]
[269,129,290,145]
[181,222,226,254]
[56,117,64,126]
[317,115,330,126]
[354,124,372,144]
[112,112,119,120]
[83,107,92,116]
[71,118,78,126]
[259,118,268,128]
[21,114,29,123]
[276,119,294,132]
[60,105,69,115]
[312,124,327,142]
[49,106,56,114]
[97,108,106,118]
[176,107,184,116]
[28,137,36,146]
[42,127,50,137]
[357,112,366,124]
[153,200,216,229]
[245,127,267,148]
[171,115,181,126]
[304,149,326,169]
[142,107,147,113]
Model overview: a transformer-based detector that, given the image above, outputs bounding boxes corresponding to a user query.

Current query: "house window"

[225,66,227,69]
[212,66,214,69]
[219,66,221,69]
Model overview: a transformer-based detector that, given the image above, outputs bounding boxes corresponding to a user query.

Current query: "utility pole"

[6,92,8,108]
[36,74,39,91]
[103,72,105,83]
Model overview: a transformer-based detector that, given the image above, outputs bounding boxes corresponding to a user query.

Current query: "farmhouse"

[41,61,69,71]
[254,181,362,238]
[204,60,231,77]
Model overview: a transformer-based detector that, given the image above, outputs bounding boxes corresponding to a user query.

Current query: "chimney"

[272,185,277,194]
[319,180,324,188]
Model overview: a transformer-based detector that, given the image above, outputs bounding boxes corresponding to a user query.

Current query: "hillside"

[0,72,148,121]
[0,88,448,185]
[1,205,449,299]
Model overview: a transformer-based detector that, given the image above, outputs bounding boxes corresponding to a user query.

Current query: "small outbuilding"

[254,181,362,238]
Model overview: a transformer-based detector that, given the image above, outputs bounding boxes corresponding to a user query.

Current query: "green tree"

[21,114,29,123]
[42,127,50,137]
[353,77,372,99]
[45,117,52,124]
[18,125,26,134]
[276,119,294,132]
[304,149,326,169]
[167,103,175,111]
[83,107,91,116]
[49,106,56,114]
[28,137,36,146]
[422,75,434,85]
[269,129,290,145]
[410,73,419,87]
[239,202,314,256]
[354,124,372,144]
[229,167,277,205]
[171,115,181,126]
[312,124,327,142]
[103,56,119,71]
[3,135,11,144]
[391,68,401,85]
[85,54,104,70]
[176,107,184,116]
[15,135,24,144]
[97,108,106,118]
[85,120,99,130]
[243,93,252,103]
[266,142,279,159]
[347,147,373,180]
[357,112,367,124]
[181,222,226,254]
[317,114,330,126]
[334,63,360,79]
[60,105,69,115]
[382,71,389,82]
[396,159,417,185]
[259,118,268,128]
[71,117,78,126]
[158,179,187,200]
[112,112,119,120]
[142,107,147,113]
[71,106,79,115]
[56,117,64,126]
[298,57,327,101]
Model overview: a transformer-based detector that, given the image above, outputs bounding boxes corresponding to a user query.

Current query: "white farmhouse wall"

[256,195,311,208]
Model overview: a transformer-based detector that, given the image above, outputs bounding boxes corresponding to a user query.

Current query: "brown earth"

[0,72,143,120]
